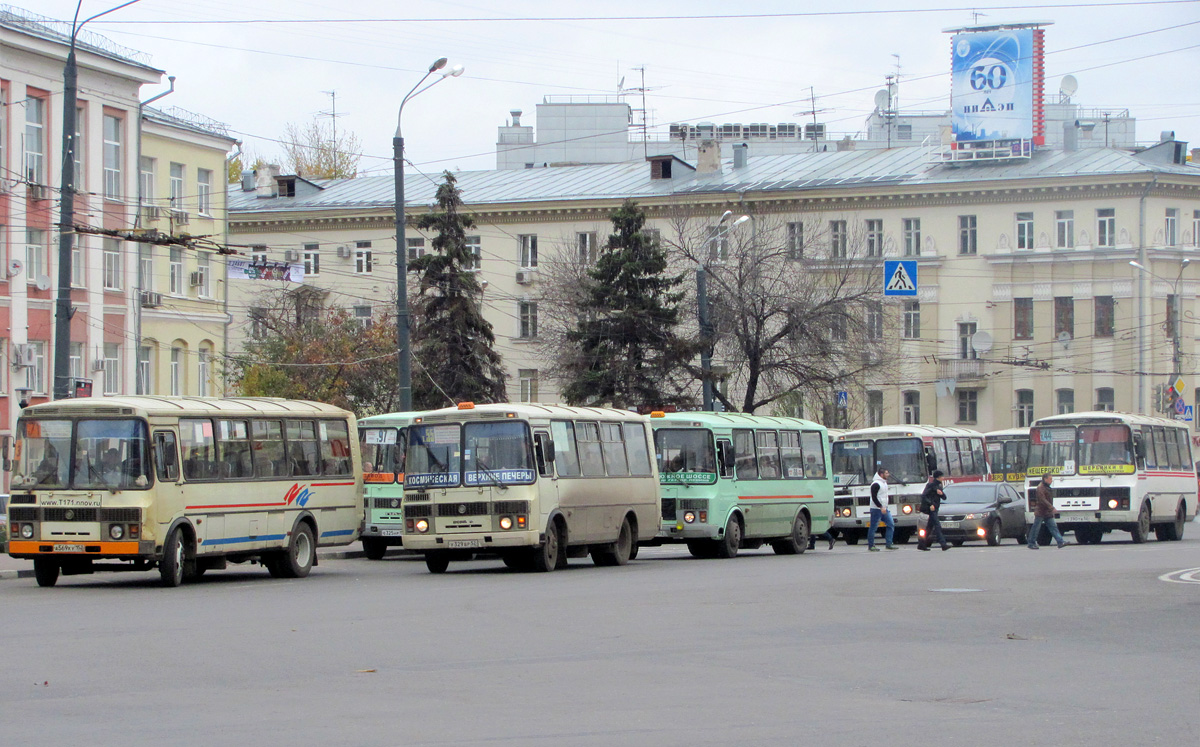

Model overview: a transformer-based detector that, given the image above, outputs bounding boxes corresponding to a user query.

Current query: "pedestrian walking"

[917,469,950,551]
[808,529,836,551]
[1028,473,1067,549]
[868,466,897,551]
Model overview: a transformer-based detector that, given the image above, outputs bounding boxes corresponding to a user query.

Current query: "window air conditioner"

[27,184,47,201]
[92,359,106,373]
[516,270,534,284]
[171,209,189,225]
[11,343,34,368]
[189,271,203,287]
[140,291,163,308]
[283,249,300,262]
[337,245,352,259]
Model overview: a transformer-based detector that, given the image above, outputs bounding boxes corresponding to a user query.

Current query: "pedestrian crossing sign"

[884,260,918,297]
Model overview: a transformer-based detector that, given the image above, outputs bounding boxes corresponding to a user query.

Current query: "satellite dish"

[618,75,626,90]
[1059,74,1078,99]
[971,331,994,355]
[1057,331,1072,347]
[874,89,890,110]
[7,258,22,277]
[35,274,51,291]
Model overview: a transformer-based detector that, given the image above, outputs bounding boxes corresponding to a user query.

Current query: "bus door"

[152,428,190,544]
[532,427,559,512]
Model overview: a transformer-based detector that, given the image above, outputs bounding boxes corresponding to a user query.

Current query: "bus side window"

[533,432,553,477]
[1176,428,1193,470]
[622,423,653,477]
[321,420,353,476]
[550,421,580,477]
[733,429,758,480]
[154,432,178,482]
[799,431,826,479]
[934,438,950,476]
[971,439,986,476]
[756,430,780,479]
[716,439,735,478]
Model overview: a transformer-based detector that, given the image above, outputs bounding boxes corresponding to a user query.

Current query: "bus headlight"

[901,505,913,515]
[20,523,34,539]
[499,516,513,530]
[683,511,696,523]
[415,519,429,533]
[841,508,853,517]
[109,524,124,540]
[1107,499,1118,509]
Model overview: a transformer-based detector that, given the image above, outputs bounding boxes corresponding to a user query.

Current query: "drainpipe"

[1137,177,1157,414]
[222,143,243,395]
[134,76,174,394]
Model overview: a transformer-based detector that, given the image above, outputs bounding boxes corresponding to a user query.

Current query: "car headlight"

[683,511,696,523]
[499,516,513,530]
[415,519,429,533]
[20,523,34,539]
[109,524,124,540]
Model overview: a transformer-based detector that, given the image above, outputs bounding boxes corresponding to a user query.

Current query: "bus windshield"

[832,440,873,487]
[15,418,151,490]
[1028,426,1076,475]
[1078,424,1133,473]
[464,421,535,486]
[655,429,717,484]
[361,427,403,474]
[988,439,1029,474]
[405,423,462,488]
[876,438,926,483]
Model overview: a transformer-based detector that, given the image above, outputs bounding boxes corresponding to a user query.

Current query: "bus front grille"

[437,502,489,517]
[407,491,430,501]
[493,500,529,515]
[8,507,37,522]
[679,499,708,510]
[373,497,402,509]
[43,508,99,522]
[100,508,141,522]
[404,504,432,519]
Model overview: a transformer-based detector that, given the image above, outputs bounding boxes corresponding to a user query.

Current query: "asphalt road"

[2,532,1198,747]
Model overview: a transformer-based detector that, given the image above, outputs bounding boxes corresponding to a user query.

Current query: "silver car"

[919,482,1028,546]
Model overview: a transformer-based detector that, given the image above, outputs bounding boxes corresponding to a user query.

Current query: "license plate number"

[380,529,403,537]
[446,539,481,549]
[52,543,85,553]
[941,521,960,529]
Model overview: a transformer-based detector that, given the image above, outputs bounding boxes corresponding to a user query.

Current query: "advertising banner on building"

[951,28,1036,143]
[226,259,304,283]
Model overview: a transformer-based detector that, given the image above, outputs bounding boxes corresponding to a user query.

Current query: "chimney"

[1161,130,1176,143]
[836,136,855,152]
[510,109,522,127]
[732,142,748,169]
[1063,121,1078,152]
[696,139,722,174]
[1192,148,1200,165]
[241,170,255,192]
[255,164,281,199]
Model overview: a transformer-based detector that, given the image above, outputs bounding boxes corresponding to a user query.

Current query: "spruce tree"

[561,200,689,409]
[409,171,507,408]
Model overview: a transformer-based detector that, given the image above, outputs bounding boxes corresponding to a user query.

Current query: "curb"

[0,569,33,580]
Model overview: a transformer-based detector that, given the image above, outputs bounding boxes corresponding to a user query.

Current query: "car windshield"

[832,440,872,486]
[360,427,403,474]
[463,421,535,486]
[15,418,150,490]
[941,484,998,504]
[1028,426,1077,475]
[655,429,717,484]
[405,424,462,488]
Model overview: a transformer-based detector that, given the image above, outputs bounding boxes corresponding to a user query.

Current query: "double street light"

[1130,258,1191,413]
[394,58,464,412]
[698,210,749,410]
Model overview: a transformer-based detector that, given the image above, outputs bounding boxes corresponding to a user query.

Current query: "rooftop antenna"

[622,66,661,159]
[794,86,829,153]
[318,90,343,167]
[971,10,987,25]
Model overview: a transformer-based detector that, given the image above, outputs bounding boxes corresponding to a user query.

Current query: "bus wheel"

[278,523,315,578]
[1130,503,1151,544]
[1156,502,1186,541]
[715,515,742,559]
[593,516,634,567]
[686,541,717,559]
[893,528,913,545]
[842,532,860,546]
[33,558,60,588]
[986,520,1003,547]
[772,512,810,555]
[502,553,533,571]
[362,537,387,560]
[425,552,451,574]
[533,520,563,572]
[159,527,187,587]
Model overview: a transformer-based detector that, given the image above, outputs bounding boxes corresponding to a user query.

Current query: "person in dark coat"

[917,470,950,551]
[1028,473,1067,549]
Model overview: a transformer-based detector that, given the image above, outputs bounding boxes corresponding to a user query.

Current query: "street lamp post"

[1130,258,1190,413]
[698,211,748,411]
[394,58,464,412]
[53,0,142,401]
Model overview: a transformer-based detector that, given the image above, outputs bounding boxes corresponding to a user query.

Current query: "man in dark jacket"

[1028,473,1067,549]
[917,470,950,551]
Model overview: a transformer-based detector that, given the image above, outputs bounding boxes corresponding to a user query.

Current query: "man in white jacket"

[868,466,898,551]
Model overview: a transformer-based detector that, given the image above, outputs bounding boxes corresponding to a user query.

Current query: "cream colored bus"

[401,403,660,573]
[7,396,362,587]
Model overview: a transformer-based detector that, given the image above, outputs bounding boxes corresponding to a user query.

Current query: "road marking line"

[1158,567,1200,584]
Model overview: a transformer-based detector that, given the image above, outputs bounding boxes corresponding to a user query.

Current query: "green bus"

[649,411,834,558]
[357,412,422,560]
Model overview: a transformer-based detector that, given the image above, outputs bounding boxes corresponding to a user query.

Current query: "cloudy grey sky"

[33,1,1200,175]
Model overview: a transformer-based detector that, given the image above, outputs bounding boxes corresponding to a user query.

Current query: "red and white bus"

[830,425,988,544]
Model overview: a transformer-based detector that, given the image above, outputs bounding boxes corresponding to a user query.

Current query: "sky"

[29,0,1200,177]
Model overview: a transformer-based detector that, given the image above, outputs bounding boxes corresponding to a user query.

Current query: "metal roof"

[229,146,1196,217]
[21,396,351,416]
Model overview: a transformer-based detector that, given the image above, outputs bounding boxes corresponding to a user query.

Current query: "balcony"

[938,357,986,381]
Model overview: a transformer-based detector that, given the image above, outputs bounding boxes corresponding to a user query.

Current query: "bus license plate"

[447,539,481,549]
[941,521,959,529]
[52,544,85,553]
[380,529,403,537]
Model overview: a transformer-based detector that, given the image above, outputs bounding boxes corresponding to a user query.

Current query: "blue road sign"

[836,391,849,407]
[1183,405,1194,423]
[884,260,918,297]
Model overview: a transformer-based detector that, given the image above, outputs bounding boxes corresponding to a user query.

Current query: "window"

[1014,298,1034,340]
[406,237,424,262]
[1056,388,1074,415]
[519,301,538,339]
[830,314,847,342]
[466,235,482,270]
[197,168,212,215]
[786,222,803,260]
[1055,210,1074,249]
[519,234,538,268]
[139,245,152,292]
[577,232,597,264]
[733,429,759,480]
[197,348,210,396]
[355,241,373,274]
[73,241,85,287]
[169,163,185,208]
[958,322,978,360]
[903,301,920,339]
[138,346,152,394]
[69,342,84,381]
[303,244,320,275]
[1094,296,1115,338]
[643,228,661,248]
[73,106,85,190]
[1194,210,1200,248]
[866,301,883,339]
[24,95,45,184]
[599,422,628,475]
[251,251,268,265]
[902,391,920,425]
[830,220,847,258]
[902,218,921,256]
[103,238,121,290]
[1165,208,1179,246]
[102,114,122,200]
[865,219,883,258]
[576,422,605,477]
[1097,208,1116,248]
[249,308,266,339]
[1166,295,1178,339]
[170,347,182,396]
[519,369,538,402]
[550,421,581,477]
[1055,297,1074,339]
[1015,389,1034,427]
[958,215,978,255]
[624,423,653,476]
[353,305,372,327]
[756,430,781,479]
[29,341,46,395]
[103,343,120,395]
[1016,212,1034,250]
[196,253,211,297]
[25,228,46,281]
[1095,387,1115,411]
[169,248,184,295]
[867,391,884,427]
[897,124,913,140]
[139,156,155,207]
[957,390,978,423]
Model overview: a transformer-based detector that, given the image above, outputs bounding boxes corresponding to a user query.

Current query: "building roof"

[228,145,1197,217]
[0,6,162,74]
[143,105,237,143]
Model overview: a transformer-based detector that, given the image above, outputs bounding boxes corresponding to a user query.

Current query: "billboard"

[226,259,304,283]
[950,28,1040,143]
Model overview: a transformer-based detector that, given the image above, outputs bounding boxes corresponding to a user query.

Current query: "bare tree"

[281,119,362,179]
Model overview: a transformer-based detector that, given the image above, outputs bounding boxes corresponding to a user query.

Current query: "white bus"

[400,403,660,573]
[1026,412,1196,543]
[830,425,988,544]
[985,428,1030,483]
[358,412,422,560]
[7,396,362,587]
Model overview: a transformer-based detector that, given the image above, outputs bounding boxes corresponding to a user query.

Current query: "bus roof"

[650,411,825,431]
[359,412,424,426]
[415,403,646,423]
[836,425,983,439]
[19,396,353,418]
[984,427,1030,439]
[1032,411,1185,428]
